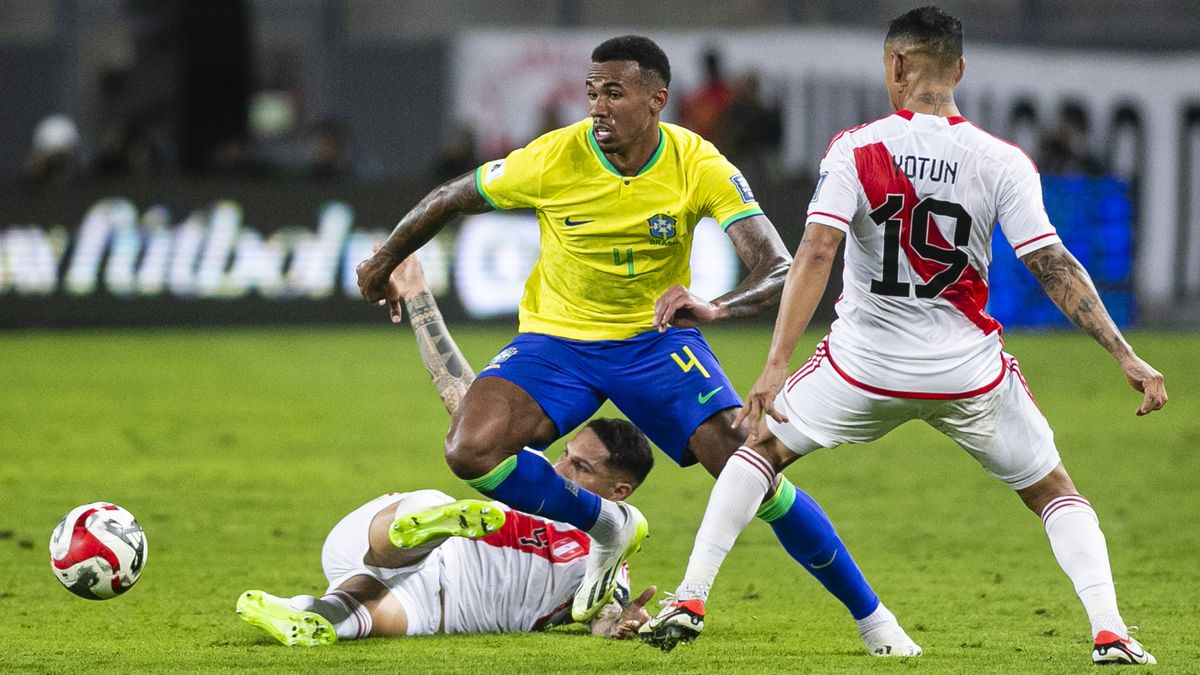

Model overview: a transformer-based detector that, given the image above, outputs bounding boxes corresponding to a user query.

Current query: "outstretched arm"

[1021,243,1166,415]
[357,171,491,321]
[385,256,476,416]
[734,223,844,437]
[653,215,790,330]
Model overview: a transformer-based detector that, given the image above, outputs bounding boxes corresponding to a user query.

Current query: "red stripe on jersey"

[827,344,1007,400]
[853,141,1002,336]
[807,210,851,225]
[822,111,910,159]
[1013,232,1057,253]
[947,116,968,125]
[480,510,590,563]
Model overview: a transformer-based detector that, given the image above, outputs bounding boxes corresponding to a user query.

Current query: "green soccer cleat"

[389,499,506,549]
[236,590,337,647]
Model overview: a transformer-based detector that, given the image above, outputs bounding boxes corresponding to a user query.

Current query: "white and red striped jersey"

[441,508,629,634]
[806,109,1059,397]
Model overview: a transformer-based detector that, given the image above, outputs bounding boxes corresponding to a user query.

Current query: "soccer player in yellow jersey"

[357,36,918,653]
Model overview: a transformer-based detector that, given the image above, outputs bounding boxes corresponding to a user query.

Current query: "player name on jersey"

[890,154,959,184]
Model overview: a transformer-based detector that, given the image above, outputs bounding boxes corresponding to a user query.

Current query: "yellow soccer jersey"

[475,118,763,340]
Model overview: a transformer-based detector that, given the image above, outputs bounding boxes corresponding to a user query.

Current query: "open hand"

[732,363,791,443]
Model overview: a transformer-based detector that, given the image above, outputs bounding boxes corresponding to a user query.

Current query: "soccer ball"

[49,502,147,600]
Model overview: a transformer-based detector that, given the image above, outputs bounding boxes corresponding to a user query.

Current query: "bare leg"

[444,377,558,479]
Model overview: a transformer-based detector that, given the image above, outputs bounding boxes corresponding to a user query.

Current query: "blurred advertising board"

[0,180,738,328]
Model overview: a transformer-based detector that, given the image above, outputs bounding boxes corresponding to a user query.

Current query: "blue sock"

[465,451,602,531]
[759,477,880,620]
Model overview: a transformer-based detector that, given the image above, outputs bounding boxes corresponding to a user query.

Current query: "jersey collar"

[586,123,665,178]
[896,109,968,125]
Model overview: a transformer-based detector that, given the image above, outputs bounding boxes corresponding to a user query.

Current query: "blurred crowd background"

[8,0,1199,187]
[3,1,1200,328]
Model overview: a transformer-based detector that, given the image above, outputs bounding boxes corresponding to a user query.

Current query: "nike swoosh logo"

[809,550,838,569]
[697,387,724,404]
[564,217,594,227]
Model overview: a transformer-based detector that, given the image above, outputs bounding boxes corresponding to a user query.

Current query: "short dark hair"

[885,6,963,66]
[591,35,671,88]
[585,418,654,485]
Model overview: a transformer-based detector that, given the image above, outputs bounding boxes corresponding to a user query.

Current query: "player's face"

[553,427,635,501]
[586,60,667,154]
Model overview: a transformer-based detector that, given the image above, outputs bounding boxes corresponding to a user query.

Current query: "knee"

[444,425,502,480]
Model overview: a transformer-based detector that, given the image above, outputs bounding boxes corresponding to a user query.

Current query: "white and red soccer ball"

[49,502,147,600]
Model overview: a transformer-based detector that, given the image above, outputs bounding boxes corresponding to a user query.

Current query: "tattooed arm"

[387,256,476,416]
[357,171,492,323]
[1022,243,1167,415]
[652,215,791,330]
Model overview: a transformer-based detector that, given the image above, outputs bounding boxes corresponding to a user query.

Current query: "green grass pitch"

[2,326,1197,673]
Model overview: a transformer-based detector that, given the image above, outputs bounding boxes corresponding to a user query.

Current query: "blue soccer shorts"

[475,328,742,466]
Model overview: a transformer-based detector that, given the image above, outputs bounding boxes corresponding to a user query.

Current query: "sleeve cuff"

[719,207,764,231]
[806,210,851,233]
[1012,231,1061,256]
[474,164,502,210]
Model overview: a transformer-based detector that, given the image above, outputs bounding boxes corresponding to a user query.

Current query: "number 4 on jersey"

[869,193,973,299]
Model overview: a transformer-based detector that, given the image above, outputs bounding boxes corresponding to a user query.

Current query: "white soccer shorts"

[320,490,453,635]
[767,346,1061,490]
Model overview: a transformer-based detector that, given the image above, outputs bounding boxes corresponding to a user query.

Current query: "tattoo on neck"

[914,91,954,115]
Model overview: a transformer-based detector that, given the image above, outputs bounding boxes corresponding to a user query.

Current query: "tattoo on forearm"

[1023,245,1129,357]
[380,171,492,262]
[403,291,476,413]
[713,218,791,320]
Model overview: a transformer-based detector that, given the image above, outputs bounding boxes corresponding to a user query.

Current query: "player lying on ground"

[357,34,919,656]
[237,257,657,645]
[643,7,1165,666]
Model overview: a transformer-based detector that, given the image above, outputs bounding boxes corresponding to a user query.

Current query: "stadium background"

[3,1,1198,672]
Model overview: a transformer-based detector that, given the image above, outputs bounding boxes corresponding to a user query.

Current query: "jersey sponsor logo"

[697,386,724,404]
[647,213,677,244]
[483,160,506,183]
[564,216,594,227]
[811,172,828,202]
[730,173,755,203]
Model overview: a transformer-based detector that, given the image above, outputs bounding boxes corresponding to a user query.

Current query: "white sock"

[1041,495,1127,640]
[677,447,775,600]
[588,498,626,544]
[309,590,373,640]
[855,603,898,638]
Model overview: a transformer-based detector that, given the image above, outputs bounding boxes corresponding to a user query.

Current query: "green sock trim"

[464,455,518,493]
[756,476,797,523]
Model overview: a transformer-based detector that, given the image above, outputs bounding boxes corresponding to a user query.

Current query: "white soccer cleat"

[571,502,649,622]
[861,622,923,657]
[1092,630,1156,665]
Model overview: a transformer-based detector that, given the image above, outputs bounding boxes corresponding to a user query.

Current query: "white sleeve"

[806,134,861,232]
[997,154,1061,256]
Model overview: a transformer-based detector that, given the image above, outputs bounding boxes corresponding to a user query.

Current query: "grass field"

[2,326,1197,673]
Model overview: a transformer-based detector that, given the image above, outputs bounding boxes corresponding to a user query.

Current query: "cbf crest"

[647,213,678,244]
